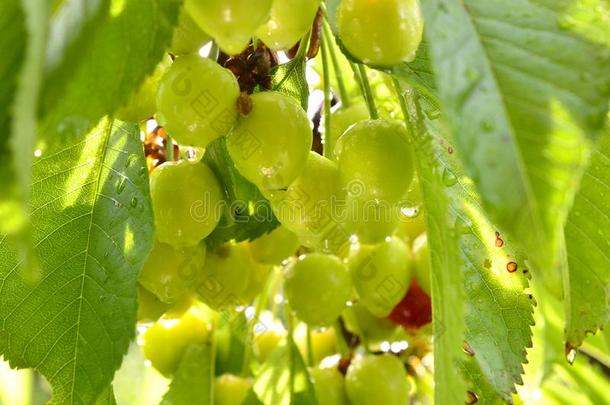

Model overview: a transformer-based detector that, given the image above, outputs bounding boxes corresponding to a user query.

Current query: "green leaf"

[427,101,535,401]
[251,339,318,405]
[272,57,310,110]
[0,118,154,404]
[3,0,51,277]
[0,0,27,232]
[519,281,610,404]
[94,385,116,405]
[204,137,279,249]
[215,311,247,376]
[160,343,214,405]
[397,91,468,403]
[563,122,610,347]
[395,84,535,401]
[45,0,110,75]
[421,0,610,274]
[440,147,534,400]
[387,43,439,110]
[40,0,181,147]
[540,356,610,404]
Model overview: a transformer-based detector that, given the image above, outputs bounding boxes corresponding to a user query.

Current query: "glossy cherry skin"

[269,152,346,251]
[347,236,412,317]
[284,254,352,326]
[149,160,223,248]
[256,0,321,51]
[388,278,432,329]
[156,55,239,148]
[185,0,272,55]
[338,0,423,66]
[345,354,411,405]
[227,91,312,191]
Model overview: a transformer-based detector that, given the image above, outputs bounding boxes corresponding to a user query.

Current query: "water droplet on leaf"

[116,178,126,194]
[125,155,136,168]
[442,168,458,187]
[556,17,574,30]
[454,216,473,234]
[425,109,441,121]
[481,120,494,131]
[506,261,518,273]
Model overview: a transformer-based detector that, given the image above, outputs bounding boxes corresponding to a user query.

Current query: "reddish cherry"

[388,278,431,329]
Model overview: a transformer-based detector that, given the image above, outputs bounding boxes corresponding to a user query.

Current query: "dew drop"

[130,197,138,208]
[425,109,441,121]
[556,17,574,30]
[125,154,136,168]
[447,146,454,154]
[495,231,504,247]
[466,391,479,404]
[116,178,127,194]
[454,216,473,234]
[401,206,420,218]
[442,168,458,187]
[506,261,518,273]
[185,147,204,162]
[483,259,492,269]
[565,342,577,364]
[481,119,494,131]
[99,295,106,303]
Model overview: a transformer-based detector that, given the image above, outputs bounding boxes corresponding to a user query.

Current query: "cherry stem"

[296,30,311,60]
[306,325,315,366]
[285,305,297,398]
[333,320,350,357]
[320,29,333,159]
[349,314,373,354]
[391,77,423,137]
[322,21,350,108]
[353,63,378,119]
[165,134,174,162]
[241,268,276,376]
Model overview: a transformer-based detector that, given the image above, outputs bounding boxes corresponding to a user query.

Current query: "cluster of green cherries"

[118,0,430,404]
